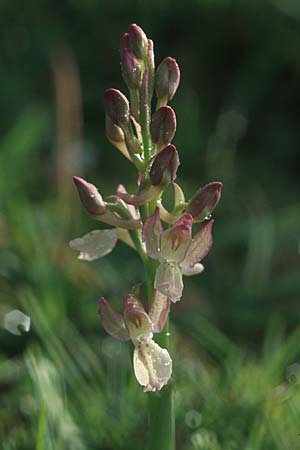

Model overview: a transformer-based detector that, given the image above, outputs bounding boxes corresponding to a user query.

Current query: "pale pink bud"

[103,88,130,127]
[121,48,143,89]
[128,24,148,59]
[187,182,223,221]
[150,106,177,147]
[73,176,106,216]
[120,32,130,51]
[150,144,179,186]
[155,57,180,102]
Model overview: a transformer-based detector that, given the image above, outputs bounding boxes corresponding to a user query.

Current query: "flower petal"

[154,261,183,303]
[142,207,163,260]
[160,214,192,263]
[69,229,118,261]
[98,298,130,341]
[133,339,172,392]
[181,262,204,276]
[149,290,170,333]
[182,220,214,269]
[123,295,153,341]
[4,309,30,336]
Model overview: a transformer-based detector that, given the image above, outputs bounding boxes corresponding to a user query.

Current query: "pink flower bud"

[121,48,143,89]
[103,88,130,127]
[187,182,223,221]
[128,24,148,59]
[155,57,180,103]
[73,176,106,216]
[120,32,130,51]
[150,144,179,186]
[147,39,155,98]
[105,115,124,143]
[150,106,177,147]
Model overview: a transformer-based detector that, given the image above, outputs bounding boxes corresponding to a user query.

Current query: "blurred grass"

[1,0,300,448]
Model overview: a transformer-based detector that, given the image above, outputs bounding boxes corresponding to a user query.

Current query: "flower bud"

[147,39,155,99]
[150,106,176,148]
[105,116,131,161]
[150,144,179,186]
[121,48,143,89]
[155,57,180,103]
[187,182,223,221]
[128,24,148,60]
[103,88,130,127]
[120,32,130,51]
[105,115,124,143]
[73,176,106,216]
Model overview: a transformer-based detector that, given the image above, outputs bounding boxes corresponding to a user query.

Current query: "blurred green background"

[1,0,300,449]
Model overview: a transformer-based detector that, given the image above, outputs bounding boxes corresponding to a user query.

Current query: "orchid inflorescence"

[70,24,222,392]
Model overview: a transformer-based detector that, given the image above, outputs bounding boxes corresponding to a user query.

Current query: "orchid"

[99,292,171,392]
[143,209,214,302]
[69,22,222,449]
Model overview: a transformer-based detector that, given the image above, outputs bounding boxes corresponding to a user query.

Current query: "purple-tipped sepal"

[181,220,214,273]
[99,298,130,341]
[142,207,163,259]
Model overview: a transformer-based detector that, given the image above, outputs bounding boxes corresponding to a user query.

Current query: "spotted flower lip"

[143,208,214,302]
[99,292,171,392]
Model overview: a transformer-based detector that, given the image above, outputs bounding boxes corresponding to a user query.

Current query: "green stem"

[144,260,175,450]
[147,319,175,450]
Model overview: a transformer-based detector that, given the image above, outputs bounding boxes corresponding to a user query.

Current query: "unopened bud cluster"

[70,24,222,392]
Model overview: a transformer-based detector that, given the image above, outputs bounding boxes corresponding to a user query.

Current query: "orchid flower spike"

[142,208,214,302]
[99,292,171,392]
